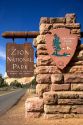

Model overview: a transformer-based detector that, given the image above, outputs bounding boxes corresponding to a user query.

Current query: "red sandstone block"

[40,17,50,24]
[69,66,83,74]
[25,97,44,112]
[64,74,83,83]
[55,91,80,99]
[71,105,83,114]
[53,23,65,28]
[40,24,53,35]
[36,74,51,84]
[25,112,41,118]
[37,50,48,55]
[50,17,65,23]
[43,91,58,105]
[58,99,83,105]
[44,105,70,114]
[37,55,56,66]
[51,84,70,91]
[36,35,46,44]
[65,13,76,23]
[36,66,61,74]
[33,38,37,47]
[71,29,80,34]
[65,23,80,28]
[71,84,83,91]
[36,84,50,97]
[51,74,63,84]
[37,44,47,50]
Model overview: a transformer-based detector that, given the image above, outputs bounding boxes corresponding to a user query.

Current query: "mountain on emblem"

[52,34,70,57]
[45,28,78,69]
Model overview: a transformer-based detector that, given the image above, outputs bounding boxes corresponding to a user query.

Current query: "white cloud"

[0,49,6,60]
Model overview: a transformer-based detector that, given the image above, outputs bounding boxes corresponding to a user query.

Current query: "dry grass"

[0,89,83,125]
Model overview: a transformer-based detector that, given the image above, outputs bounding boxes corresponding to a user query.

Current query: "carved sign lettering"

[6,43,34,77]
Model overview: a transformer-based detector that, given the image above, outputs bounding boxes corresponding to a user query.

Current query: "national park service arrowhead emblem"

[45,28,78,69]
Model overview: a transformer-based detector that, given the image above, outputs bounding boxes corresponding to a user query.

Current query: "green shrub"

[30,77,36,89]
[0,74,8,88]
[10,80,22,88]
[21,84,30,88]
[21,77,36,89]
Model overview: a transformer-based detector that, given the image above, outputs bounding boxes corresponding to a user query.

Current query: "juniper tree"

[52,35,61,55]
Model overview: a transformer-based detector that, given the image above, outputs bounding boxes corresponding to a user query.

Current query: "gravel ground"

[0,90,83,125]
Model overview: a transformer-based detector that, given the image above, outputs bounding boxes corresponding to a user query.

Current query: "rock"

[77,50,83,58]
[37,44,47,50]
[50,17,65,23]
[53,23,65,28]
[33,38,37,47]
[77,44,83,51]
[25,97,44,112]
[71,29,80,34]
[36,84,50,97]
[36,35,46,44]
[44,105,70,114]
[37,55,56,66]
[68,66,83,73]
[71,84,83,91]
[65,23,80,29]
[35,66,61,74]
[37,50,48,55]
[51,84,70,91]
[71,105,83,114]
[65,13,76,23]
[51,74,63,84]
[40,24,53,34]
[58,99,83,105]
[40,17,50,24]
[55,91,80,99]
[25,112,41,118]
[73,56,83,62]
[70,61,83,66]
[36,74,51,84]
[43,92,58,105]
[79,94,83,99]
[64,74,83,83]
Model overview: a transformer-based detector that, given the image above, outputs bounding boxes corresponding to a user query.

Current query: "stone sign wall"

[25,13,83,118]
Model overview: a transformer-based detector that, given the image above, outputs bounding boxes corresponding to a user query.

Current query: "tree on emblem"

[52,34,70,56]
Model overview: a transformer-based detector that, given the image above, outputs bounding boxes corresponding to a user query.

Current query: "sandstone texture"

[36,74,51,84]
[44,105,70,114]
[51,84,70,91]
[26,13,83,118]
[64,74,83,83]
[25,97,44,112]
[51,74,63,84]
[43,92,58,105]
[36,84,50,97]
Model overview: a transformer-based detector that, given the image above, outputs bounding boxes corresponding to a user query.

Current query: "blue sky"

[0,0,83,76]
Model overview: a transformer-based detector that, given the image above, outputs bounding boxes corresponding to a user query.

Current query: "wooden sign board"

[6,43,34,78]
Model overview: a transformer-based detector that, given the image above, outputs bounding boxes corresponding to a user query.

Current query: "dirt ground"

[0,90,83,125]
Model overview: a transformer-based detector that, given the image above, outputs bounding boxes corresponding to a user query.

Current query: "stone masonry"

[25,13,83,119]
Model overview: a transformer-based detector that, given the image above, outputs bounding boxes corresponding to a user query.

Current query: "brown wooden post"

[2,31,40,38]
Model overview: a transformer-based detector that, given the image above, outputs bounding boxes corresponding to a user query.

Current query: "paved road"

[0,89,26,115]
